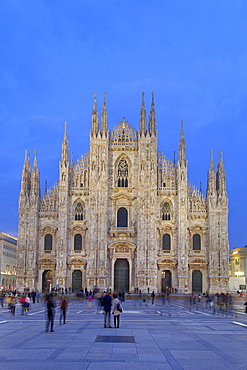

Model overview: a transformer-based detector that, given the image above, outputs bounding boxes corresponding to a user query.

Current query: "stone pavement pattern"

[0,298,247,369]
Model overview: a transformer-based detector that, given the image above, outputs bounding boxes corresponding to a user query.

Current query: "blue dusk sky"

[0,1,246,249]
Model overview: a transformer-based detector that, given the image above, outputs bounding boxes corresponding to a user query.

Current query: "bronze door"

[114,259,129,293]
[72,270,82,292]
[192,270,202,293]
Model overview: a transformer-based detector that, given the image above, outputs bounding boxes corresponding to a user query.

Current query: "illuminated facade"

[0,232,17,291]
[229,247,247,290]
[17,93,229,293]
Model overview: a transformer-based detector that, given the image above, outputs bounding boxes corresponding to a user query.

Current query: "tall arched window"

[193,234,201,250]
[74,234,82,251]
[117,207,128,227]
[44,234,52,251]
[161,202,171,220]
[74,202,83,221]
[162,234,171,250]
[117,159,128,187]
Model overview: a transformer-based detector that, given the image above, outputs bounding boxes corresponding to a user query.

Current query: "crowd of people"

[0,288,246,332]
[189,291,236,312]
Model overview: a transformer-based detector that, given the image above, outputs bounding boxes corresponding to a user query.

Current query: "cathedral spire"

[101,92,108,136]
[178,121,186,167]
[91,92,99,136]
[61,121,69,163]
[217,150,226,194]
[20,150,31,197]
[33,149,37,168]
[207,150,216,197]
[31,149,40,198]
[148,92,156,136]
[139,92,146,136]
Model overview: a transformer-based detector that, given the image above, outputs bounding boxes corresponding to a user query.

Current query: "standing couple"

[102,292,122,328]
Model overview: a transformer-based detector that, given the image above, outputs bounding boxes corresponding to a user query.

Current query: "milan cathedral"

[17,93,229,293]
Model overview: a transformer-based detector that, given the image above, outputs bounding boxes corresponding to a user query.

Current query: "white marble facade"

[17,93,229,294]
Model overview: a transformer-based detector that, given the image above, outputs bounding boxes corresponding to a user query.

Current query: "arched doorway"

[192,270,202,293]
[161,270,172,292]
[114,259,129,293]
[72,270,82,292]
[42,270,53,292]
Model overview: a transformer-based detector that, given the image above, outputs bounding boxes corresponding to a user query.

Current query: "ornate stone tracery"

[157,258,177,270]
[188,258,208,269]
[109,119,137,149]
[40,225,58,237]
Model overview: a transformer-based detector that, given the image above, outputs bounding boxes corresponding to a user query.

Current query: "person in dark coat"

[46,295,55,332]
[31,290,36,304]
[102,292,112,328]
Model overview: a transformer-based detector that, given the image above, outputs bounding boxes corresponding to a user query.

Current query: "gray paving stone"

[170,349,223,360]
[0,299,246,369]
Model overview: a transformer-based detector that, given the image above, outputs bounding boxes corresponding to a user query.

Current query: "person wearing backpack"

[112,293,122,328]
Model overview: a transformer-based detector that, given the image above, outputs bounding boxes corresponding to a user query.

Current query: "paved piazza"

[0,297,247,369]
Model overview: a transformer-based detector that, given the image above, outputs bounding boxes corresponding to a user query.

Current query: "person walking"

[112,293,122,328]
[10,295,17,316]
[166,291,171,304]
[46,295,56,332]
[87,294,93,308]
[102,292,112,328]
[31,290,36,304]
[151,291,155,305]
[0,291,4,308]
[60,295,68,324]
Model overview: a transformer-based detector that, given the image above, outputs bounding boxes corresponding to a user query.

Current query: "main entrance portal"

[42,270,53,292]
[114,259,129,293]
[161,270,172,292]
[72,270,82,292]
[192,270,202,293]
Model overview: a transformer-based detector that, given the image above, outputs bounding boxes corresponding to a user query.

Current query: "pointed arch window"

[74,234,82,251]
[74,202,83,221]
[117,207,128,227]
[161,202,171,220]
[162,234,171,250]
[44,234,52,251]
[193,234,201,250]
[117,159,128,187]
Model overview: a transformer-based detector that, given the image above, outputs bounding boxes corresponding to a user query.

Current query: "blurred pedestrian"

[112,293,122,328]
[10,295,17,316]
[102,292,112,328]
[166,291,171,304]
[60,295,68,324]
[0,291,4,308]
[20,294,26,315]
[31,290,36,304]
[151,291,155,305]
[46,295,56,332]
[87,294,93,307]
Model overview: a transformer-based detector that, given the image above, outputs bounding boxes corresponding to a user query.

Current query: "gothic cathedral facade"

[17,93,229,294]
